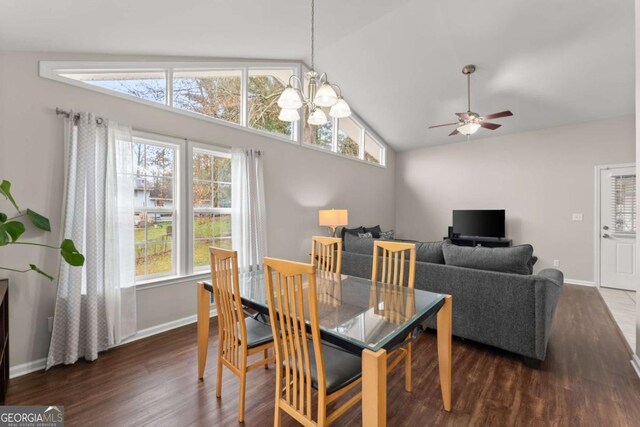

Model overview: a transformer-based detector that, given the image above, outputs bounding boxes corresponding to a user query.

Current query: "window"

[612,175,636,233]
[60,71,166,104]
[173,70,242,124]
[248,69,295,137]
[133,138,177,279]
[337,117,362,158]
[364,132,383,165]
[193,149,233,270]
[42,61,387,166]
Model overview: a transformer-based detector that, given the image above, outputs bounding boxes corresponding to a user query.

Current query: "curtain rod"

[56,107,105,125]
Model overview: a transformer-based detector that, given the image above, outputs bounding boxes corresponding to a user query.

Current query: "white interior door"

[600,166,637,290]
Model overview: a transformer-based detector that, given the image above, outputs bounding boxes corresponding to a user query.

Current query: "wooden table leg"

[362,348,387,427]
[197,282,211,380]
[437,295,452,411]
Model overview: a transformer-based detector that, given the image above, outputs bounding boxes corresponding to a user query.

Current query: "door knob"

[602,234,610,238]
[603,225,609,230]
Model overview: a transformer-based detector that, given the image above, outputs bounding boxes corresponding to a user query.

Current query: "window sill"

[136,271,210,290]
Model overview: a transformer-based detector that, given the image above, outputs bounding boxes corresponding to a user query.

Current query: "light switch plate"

[553,260,560,267]
[572,213,583,221]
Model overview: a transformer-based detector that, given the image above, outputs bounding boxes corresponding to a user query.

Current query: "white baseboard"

[632,354,640,379]
[9,358,47,379]
[9,308,217,379]
[564,278,596,287]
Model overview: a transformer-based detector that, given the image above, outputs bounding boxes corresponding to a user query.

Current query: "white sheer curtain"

[231,148,267,272]
[47,112,136,369]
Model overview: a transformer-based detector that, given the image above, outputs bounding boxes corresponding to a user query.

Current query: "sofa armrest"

[533,269,564,360]
[536,268,564,287]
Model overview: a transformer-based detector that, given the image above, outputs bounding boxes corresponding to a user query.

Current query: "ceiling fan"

[429,64,513,137]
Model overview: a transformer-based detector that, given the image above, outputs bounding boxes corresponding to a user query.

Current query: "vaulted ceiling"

[1,0,634,151]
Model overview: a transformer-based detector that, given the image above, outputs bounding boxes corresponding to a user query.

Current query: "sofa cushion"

[528,256,538,274]
[341,226,365,241]
[344,233,375,255]
[364,225,382,238]
[415,240,448,264]
[442,242,534,275]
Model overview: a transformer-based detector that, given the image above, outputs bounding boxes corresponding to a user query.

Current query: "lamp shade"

[318,209,348,227]
[313,83,338,107]
[277,85,303,109]
[278,108,300,122]
[329,97,351,118]
[457,122,481,136]
[308,108,328,126]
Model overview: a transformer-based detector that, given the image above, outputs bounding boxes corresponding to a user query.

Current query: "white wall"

[0,52,396,368]
[395,116,635,282]
[635,0,640,366]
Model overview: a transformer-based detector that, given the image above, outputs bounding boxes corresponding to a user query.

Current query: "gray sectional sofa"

[341,235,564,362]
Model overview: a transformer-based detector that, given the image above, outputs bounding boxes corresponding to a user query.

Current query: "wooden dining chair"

[371,240,417,393]
[208,248,276,423]
[310,236,342,279]
[264,257,362,427]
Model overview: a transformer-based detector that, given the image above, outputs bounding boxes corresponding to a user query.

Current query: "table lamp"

[318,209,348,237]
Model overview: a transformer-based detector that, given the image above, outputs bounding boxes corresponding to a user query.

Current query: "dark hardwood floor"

[6,285,640,426]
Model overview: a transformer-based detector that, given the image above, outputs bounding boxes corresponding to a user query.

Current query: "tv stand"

[444,236,512,248]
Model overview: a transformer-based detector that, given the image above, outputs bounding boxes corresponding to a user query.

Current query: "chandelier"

[277,0,351,126]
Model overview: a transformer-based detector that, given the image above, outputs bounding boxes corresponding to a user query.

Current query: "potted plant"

[0,180,84,279]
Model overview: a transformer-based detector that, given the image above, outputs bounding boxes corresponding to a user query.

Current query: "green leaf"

[26,209,51,232]
[0,180,19,212]
[60,239,85,267]
[29,264,54,281]
[0,213,6,223]
[3,221,25,242]
[0,231,6,247]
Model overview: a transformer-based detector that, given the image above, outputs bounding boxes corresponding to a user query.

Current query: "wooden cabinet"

[0,279,8,404]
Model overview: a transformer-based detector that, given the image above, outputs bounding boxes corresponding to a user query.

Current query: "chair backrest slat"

[210,248,246,369]
[264,257,325,424]
[371,241,417,289]
[311,236,342,279]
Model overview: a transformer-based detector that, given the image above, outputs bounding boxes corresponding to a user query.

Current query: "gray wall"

[395,116,635,282]
[0,52,396,367]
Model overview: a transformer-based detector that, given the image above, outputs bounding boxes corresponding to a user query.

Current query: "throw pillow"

[363,225,382,238]
[358,232,373,238]
[415,240,448,264]
[379,230,395,240]
[442,242,534,275]
[528,255,538,274]
[340,226,365,241]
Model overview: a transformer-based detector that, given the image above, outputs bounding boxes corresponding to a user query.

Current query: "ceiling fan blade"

[480,122,501,130]
[455,112,470,119]
[482,110,513,120]
[429,122,459,129]
[449,129,460,136]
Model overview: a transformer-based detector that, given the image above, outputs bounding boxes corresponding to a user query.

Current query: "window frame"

[40,60,387,167]
[190,143,233,273]
[132,133,183,283]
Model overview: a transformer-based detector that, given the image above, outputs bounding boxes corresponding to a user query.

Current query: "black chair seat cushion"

[298,341,362,395]
[243,317,274,349]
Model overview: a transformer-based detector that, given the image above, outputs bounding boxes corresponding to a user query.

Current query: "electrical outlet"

[553,260,560,267]
[572,213,583,221]
[48,317,54,333]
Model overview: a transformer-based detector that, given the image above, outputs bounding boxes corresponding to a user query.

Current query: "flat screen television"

[452,210,505,238]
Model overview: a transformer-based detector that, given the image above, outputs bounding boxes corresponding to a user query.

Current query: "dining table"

[197,271,452,427]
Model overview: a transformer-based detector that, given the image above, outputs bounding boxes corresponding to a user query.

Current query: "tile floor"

[598,287,636,351]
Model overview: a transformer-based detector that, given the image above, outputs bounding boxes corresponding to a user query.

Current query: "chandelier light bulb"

[313,83,338,107]
[329,97,351,118]
[278,108,300,122]
[308,108,328,126]
[277,85,303,109]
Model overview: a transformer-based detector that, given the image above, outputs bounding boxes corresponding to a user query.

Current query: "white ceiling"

[1,0,634,151]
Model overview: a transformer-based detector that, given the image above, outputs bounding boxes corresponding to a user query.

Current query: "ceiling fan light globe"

[457,122,481,136]
[329,98,351,118]
[277,86,303,109]
[308,108,328,126]
[313,83,338,107]
[278,108,300,122]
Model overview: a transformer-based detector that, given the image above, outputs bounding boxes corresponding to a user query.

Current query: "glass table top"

[206,271,446,353]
